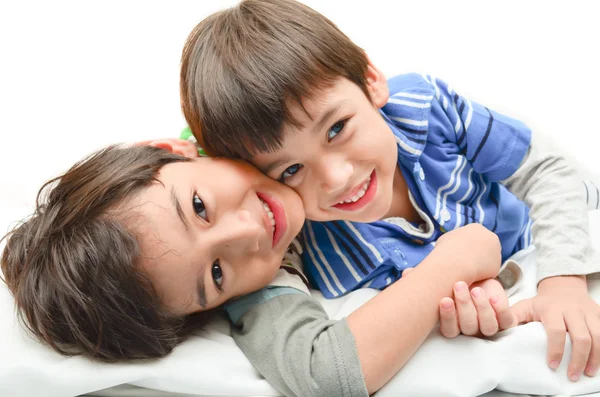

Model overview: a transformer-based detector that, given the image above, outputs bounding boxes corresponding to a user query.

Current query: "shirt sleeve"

[227,292,368,397]
[500,134,600,283]
[427,76,532,182]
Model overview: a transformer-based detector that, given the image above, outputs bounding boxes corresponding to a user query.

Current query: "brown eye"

[211,259,223,290]
[193,194,207,220]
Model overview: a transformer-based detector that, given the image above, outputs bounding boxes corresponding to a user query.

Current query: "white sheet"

[1,1,599,396]
[0,201,598,397]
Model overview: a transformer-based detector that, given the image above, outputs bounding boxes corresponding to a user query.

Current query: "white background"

[0,3,599,396]
[1,0,598,206]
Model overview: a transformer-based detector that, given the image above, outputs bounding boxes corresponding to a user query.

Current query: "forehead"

[129,182,198,312]
[286,78,350,122]
[131,180,187,259]
[250,79,358,165]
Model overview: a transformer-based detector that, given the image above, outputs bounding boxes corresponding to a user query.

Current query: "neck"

[383,167,420,222]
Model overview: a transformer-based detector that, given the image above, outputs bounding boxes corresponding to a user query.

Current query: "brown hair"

[0,145,206,361]
[180,0,369,159]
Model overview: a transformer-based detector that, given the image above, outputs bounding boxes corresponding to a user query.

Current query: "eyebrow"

[261,102,345,175]
[170,186,190,234]
[314,103,343,136]
[166,186,211,310]
[197,272,207,308]
[170,187,208,308]
[262,157,291,176]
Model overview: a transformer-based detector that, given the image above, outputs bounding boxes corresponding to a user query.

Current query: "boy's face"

[251,64,398,223]
[130,157,304,315]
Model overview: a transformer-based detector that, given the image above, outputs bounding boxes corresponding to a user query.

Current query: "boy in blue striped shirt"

[180,0,600,387]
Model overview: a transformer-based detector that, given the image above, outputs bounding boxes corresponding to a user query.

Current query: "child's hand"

[133,138,200,159]
[434,224,502,284]
[401,270,516,337]
[511,275,600,381]
[439,278,516,337]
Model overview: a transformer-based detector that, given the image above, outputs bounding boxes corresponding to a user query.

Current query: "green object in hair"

[180,126,207,156]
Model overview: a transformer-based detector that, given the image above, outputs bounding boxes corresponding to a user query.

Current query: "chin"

[318,204,389,223]
[349,210,385,223]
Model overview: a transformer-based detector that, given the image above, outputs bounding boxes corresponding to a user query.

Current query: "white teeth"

[337,177,371,205]
[260,199,276,234]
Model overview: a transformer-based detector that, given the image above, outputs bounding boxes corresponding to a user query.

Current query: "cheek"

[297,187,325,221]
[245,258,281,291]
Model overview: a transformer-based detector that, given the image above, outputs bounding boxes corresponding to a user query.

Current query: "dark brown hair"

[0,145,206,361]
[180,0,369,159]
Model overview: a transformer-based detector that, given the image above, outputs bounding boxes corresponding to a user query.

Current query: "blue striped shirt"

[302,73,533,298]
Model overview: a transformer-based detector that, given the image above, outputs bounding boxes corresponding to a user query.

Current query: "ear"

[146,139,200,159]
[364,57,389,109]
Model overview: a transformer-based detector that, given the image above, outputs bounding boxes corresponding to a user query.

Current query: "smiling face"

[130,157,304,316]
[251,64,399,223]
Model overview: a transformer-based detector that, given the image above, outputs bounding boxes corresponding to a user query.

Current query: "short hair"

[1,145,207,361]
[180,0,369,159]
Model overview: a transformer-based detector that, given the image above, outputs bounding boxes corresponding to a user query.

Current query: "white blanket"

[0,197,599,397]
[1,1,599,396]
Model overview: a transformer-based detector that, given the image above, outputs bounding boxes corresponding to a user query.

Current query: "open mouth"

[333,170,377,212]
[337,176,371,204]
[260,198,276,232]
[257,193,287,247]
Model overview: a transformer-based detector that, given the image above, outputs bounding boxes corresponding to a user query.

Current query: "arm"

[416,75,600,380]
[421,74,596,280]
[501,136,598,281]
[230,224,501,396]
[348,228,499,394]
[501,136,600,380]
[231,292,368,397]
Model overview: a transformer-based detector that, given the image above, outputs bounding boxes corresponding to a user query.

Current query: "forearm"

[232,293,369,397]
[232,226,498,396]
[347,248,472,394]
[501,137,597,283]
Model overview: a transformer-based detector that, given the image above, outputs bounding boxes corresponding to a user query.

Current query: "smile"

[333,170,377,212]
[260,198,276,232]
[257,193,288,247]
[337,176,371,204]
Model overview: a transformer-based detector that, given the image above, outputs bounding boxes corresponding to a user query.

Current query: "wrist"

[538,274,587,293]
[422,246,477,285]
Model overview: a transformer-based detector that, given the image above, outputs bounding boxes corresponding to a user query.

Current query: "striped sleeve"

[425,75,532,181]
[301,221,387,299]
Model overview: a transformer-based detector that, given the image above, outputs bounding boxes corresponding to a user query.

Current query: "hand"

[511,275,600,381]
[434,224,502,284]
[134,138,200,159]
[405,269,516,338]
[439,278,516,337]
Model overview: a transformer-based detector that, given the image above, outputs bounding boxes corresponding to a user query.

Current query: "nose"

[218,209,262,255]
[318,154,353,194]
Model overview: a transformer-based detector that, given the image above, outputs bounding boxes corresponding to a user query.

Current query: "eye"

[327,119,346,141]
[193,194,207,220]
[211,259,223,290]
[279,163,303,182]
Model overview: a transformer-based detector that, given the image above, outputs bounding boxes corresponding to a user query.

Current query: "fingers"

[441,280,514,338]
[439,297,460,338]
[542,312,567,372]
[132,139,155,146]
[490,292,516,330]
[510,299,534,325]
[454,281,479,336]
[172,139,201,158]
[402,267,414,277]
[584,314,600,377]
[470,287,499,336]
[564,313,592,381]
[141,139,200,158]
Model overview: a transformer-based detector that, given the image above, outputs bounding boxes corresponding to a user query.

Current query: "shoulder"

[386,73,436,98]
